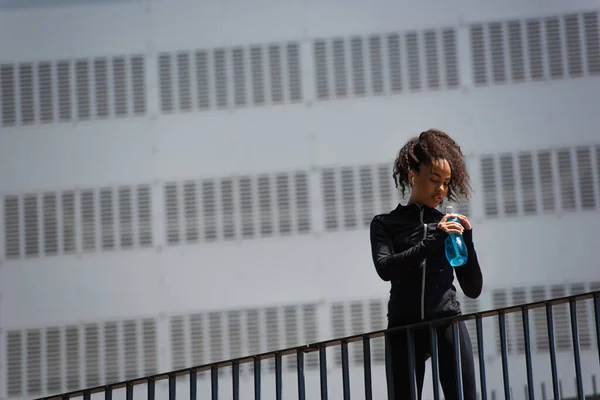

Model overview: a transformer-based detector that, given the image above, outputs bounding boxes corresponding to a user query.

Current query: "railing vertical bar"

[232,362,240,400]
[429,324,441,400]
[407,328,418,400]
[189,370,197,400]
[363,335,373,400]
[105,388,112,400]
[211,366,219,400]
[498,312,511,400]
[319,346,328,400]
[452,323,464,400]
[569,299,584,399]
[476,316,487,400]
[297,350,306,400]
[126,383,133,400]
[592,374,597,394]
[522,307,535,400]
[540,382,546,400]
[147,378,155,400]
[169,374,176,400]
[341,340,351,400]
[254,357,262,400]
[83,391,90,400]
[275,354,283,400]
[545,303,560,400]
[595,293,600,365]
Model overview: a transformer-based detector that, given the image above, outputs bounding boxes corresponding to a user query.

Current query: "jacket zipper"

[420,207,427,321]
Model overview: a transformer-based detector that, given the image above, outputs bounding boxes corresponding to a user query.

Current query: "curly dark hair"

[392,129,471,203]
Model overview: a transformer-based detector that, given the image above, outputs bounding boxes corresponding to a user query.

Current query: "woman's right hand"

[437,214,465,235]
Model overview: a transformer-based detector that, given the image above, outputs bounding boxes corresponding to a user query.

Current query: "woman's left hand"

[453,214,472,230]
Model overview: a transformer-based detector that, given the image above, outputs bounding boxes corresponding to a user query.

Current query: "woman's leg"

[385,328,428,400]
[437,321,478,400]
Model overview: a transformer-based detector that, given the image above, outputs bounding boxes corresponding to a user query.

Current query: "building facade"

[1,0,599,398]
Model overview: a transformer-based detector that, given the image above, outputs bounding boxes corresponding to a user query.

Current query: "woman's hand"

[437,213,472,235]
[453,214,472,230]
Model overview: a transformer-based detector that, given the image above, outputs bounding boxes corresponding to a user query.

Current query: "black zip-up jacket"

[370,202,483,327]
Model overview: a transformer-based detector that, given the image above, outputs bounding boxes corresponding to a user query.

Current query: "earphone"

[411,177,415,184]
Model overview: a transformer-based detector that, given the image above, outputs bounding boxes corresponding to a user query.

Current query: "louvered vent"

[7,330,22,397]
[0,55,146,127]
[500,154,518,216]
[85,324,100,387]
[104,322,119,384]
[349,301,364,364]
[123,320,138,379]
[557,148,576,212]
[265,307,279,371]
[65,326,80,391]
[314,27,459,100]
[159,41,301,113]
[508,20,525,82]
[369,299,386,364]
[330,303,345,367]
[511,287,527,354]
[164,171,310,246]
[530,286,548,351]
[284,306,299,371]
[575,147,596,210]
[518,152,537,215]
[470,11,599,86]
[550,285,571,350]
[480,156,499,217]
[170,316,186,370]
[46,328,62,394]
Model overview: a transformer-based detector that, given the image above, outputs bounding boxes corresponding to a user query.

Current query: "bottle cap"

[445,205,453,215]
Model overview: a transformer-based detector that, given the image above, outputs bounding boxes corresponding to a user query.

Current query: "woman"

[369,129,483,400]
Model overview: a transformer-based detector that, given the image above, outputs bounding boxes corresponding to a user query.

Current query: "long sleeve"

[370,217,446,282]
[454,229,483,299]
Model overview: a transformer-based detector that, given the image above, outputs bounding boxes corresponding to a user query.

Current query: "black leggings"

[385,321,477,400]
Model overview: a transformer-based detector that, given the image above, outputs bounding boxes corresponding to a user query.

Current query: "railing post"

[254,357,261,400]
[147,377,155,400]
[363,335,373,400]
[275,353,283,400]
[189,370,197,400]
[407,327,418,400]
[297,349,306,400]
[341,340,351,400]
[594,293,600,365]
[168,374,176,400]
[521,307,534,400]
[569,299,584,399]
[475,316,487,400]
[211,365,218,400]
[126,383,134,400]
[498,312,511,400]
[429,324,441,400]
[452,322,464,400]
[319,346,328,400]
[546,303,560,400]
[105,387,112,400]
[232,361,240,400]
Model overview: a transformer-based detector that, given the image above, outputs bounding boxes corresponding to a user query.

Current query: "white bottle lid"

[445,205,453,215]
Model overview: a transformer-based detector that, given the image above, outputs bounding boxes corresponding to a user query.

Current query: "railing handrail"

[36,290,600,400]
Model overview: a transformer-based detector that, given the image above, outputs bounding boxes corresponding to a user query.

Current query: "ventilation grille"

[163,171,310,245]
[2,184,153,260]
[158,42,302,113]
[479,144,600,218]
[0,55,146,127]
[469,11,600,86]
[168,302,320,374]
[314,27,460,101]
[5,318,158,398]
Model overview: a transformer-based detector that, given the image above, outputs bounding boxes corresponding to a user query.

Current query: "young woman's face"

[410,158,452,208]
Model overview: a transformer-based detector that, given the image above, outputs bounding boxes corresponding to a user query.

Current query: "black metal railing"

[36,290,600,400]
